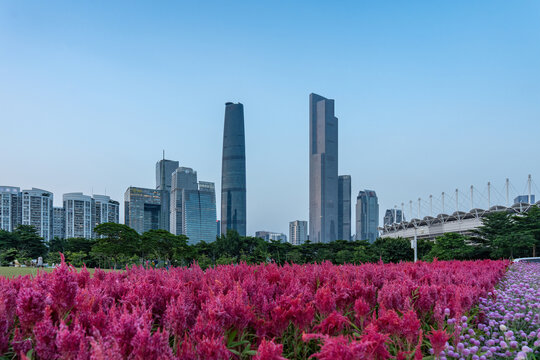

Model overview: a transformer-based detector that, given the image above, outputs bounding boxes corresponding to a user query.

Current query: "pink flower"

[427,329,449,359]
[313,311,350,335]
[196,335,231,360]
[315,286,336,314]
[254,338,286,360]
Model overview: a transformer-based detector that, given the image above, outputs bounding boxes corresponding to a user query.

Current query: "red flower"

[254,338,286,360]
[427,329,449,359]
[314,311,350,335]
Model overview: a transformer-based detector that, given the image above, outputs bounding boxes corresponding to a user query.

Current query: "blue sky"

[1,1,539,236]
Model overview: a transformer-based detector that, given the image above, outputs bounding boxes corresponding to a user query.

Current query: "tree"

[12,225,47,259]
[93,223,140,268]
[471,211,513,258]
[141,229,188,265]
[512,206,540,257]
[371,237,413,263]
[424,233,474,261]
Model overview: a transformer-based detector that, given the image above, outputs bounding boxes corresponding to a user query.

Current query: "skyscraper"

[289,220,307,245]
[156,159,180,232]
[21,188,53,241]
[309,93,338,243]
[124,187,161,234]
[338,175,351,240]
[170,167,217,244]
[63,193,95,239]
[221,102,246,236]
[356,190,379,243]
[170,167,198,236]
[514,195,536,204]
[383,209,403,225]
[0,186,21,232]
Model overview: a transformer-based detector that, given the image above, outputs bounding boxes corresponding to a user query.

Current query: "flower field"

[0,258,511,359]
[433,262,540,360]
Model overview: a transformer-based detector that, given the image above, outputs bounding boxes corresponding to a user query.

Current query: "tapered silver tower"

[221,102,246,236]
[309,93,338,243]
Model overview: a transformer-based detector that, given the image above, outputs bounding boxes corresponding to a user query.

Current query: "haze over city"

[1,1,539,236]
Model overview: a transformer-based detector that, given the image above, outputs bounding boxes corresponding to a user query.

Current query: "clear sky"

[1,1,539,237]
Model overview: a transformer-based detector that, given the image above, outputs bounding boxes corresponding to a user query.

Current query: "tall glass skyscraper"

[356,190,379,243]
[170,167,198,236]
[309,93,338,243]
[338,175,351,240]
[221,102,246,236]
[156,159,179,232]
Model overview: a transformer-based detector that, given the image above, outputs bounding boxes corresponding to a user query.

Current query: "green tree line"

[1,207,538,268]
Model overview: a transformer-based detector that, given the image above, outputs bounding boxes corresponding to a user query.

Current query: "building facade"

[21,188,54,241]
[156,159,180,232]
[289,220,307,245]
[52,207,65,239]
[93,194,120,226]
[255,231,287,242]
[338,175,351,240]
[383,209,403,225]
[309,93,338,243]
[221,102,247,236]
[356,190,379,243]
[0,186,21,232]
[63,193,94,239]
[514,195,536,204]
[124,187,162,234]
[170,167,198,236]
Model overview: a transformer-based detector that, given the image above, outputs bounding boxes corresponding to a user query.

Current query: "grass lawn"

[0,266,114,278]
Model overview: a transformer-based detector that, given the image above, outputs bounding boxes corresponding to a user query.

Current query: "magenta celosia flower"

[33,306,57,360]
[195,335,231,360]
[314,311,350,335]
[315,286,336,314]
[427,329,449,359]
[254,338,287,360]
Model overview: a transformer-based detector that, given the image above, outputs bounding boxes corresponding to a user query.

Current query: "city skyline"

[2,1,539,236]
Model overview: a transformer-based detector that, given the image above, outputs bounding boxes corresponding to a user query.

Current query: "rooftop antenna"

[409,200,413,220]
[401,202,405,222]
[429,195,433,217]
[163,150,165,160]
[417,198,421,218]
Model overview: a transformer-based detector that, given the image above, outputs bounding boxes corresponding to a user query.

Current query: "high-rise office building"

[124,187,161,234]
[170,167,198,236]
[64,193,95,239]
[52,207,65,239]
[338,175,351,240]
[21,188,53,242]
[93,195,120,226]
[255,231,287,242]
[289,220,307,245]
[197,181,218,244]
[0,186,21,232]
[383,209,403,225]
[170,168,217,244]
[156,159,180,232]
[514,195,536,204]
[221,102,247,236]
[356,190,379,243]
[309,93,338,243]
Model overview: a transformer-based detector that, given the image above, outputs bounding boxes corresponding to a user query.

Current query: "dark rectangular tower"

[221,102,246,236]
[309,93,338,243]
[338,175,351,240]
